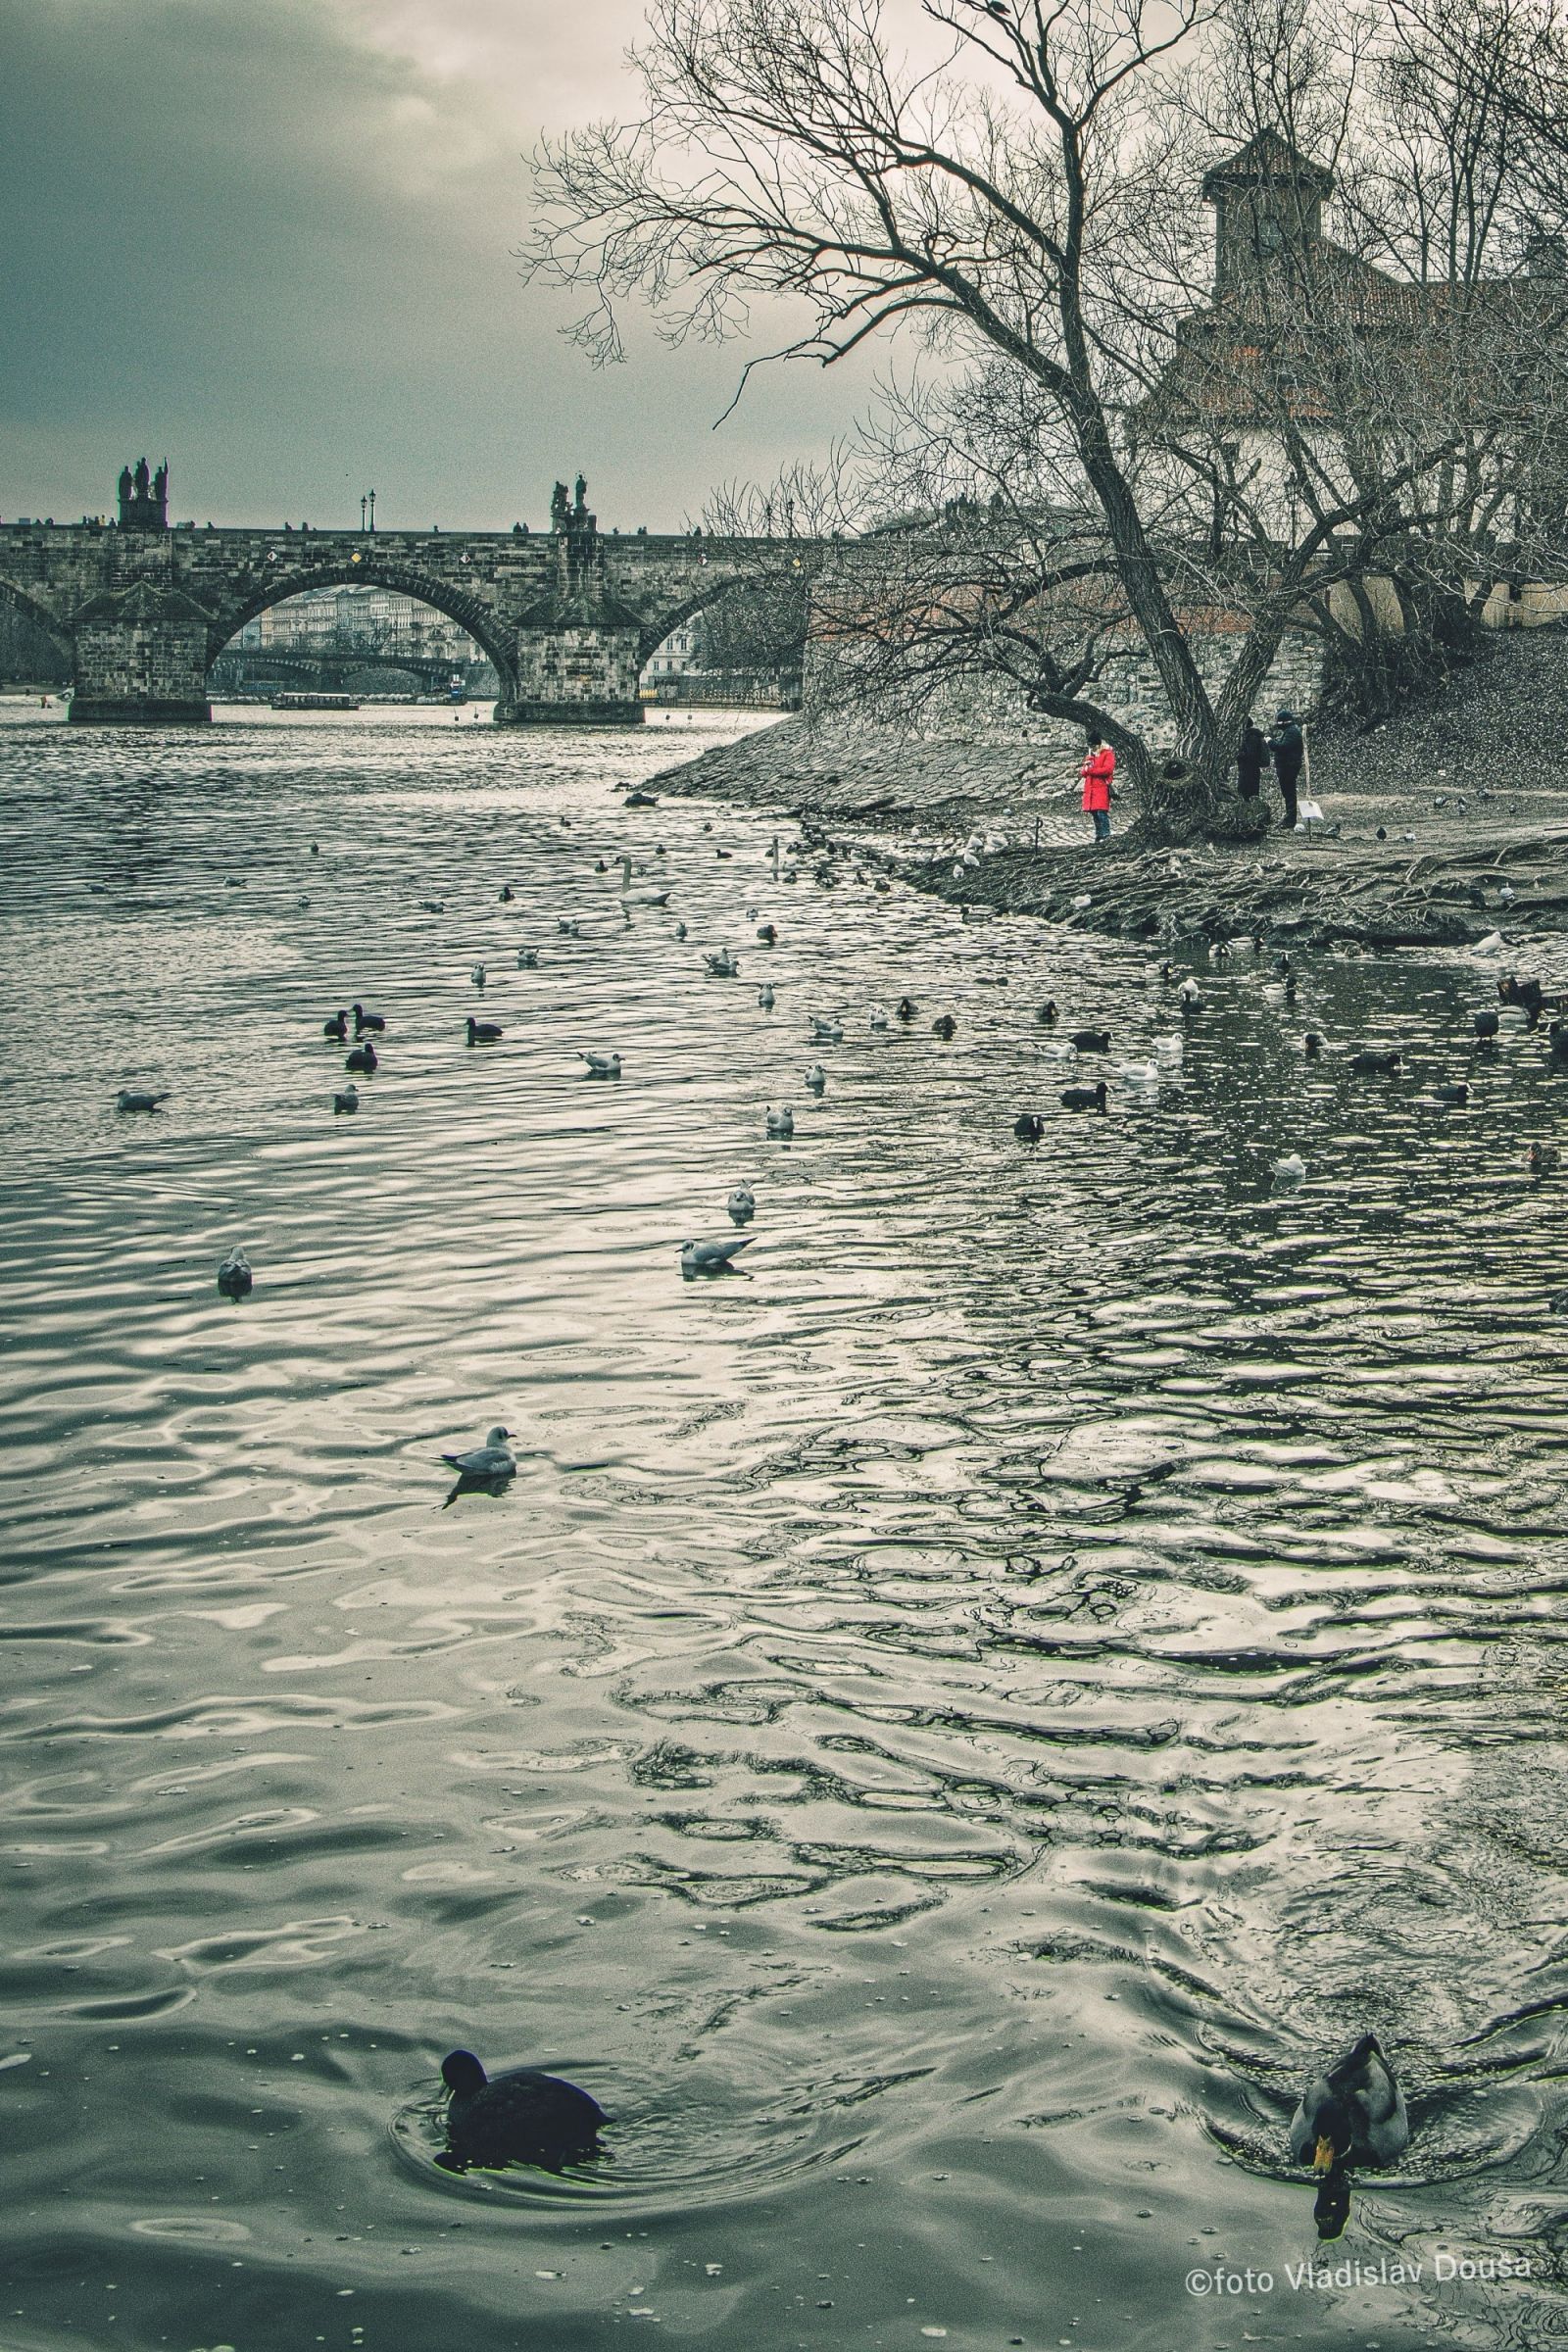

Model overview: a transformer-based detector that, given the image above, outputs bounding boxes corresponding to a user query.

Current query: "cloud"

[0,0,867,529]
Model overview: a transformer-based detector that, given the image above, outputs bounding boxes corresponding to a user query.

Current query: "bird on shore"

[1061,1081,1108,1112]
[932,1013,957,1040]
[1071,1028,1111,1054]
[579,1050,621,1078]
[1349,1048,1401,1075]
[116,1088,169,1113]
[440,1425,516,1508]
[805,1062,826,1093]
[437,2049,606,2176]
[466,1016,503,1045]
[345,1041,377,1074]
[1014,1112,1046,1142]
[353,1004,385,1034]
[681,1234,755,1277]
[323,1009,349,1040]
[218,1247,253,1299]
[765,1105,794,1137]
[1290,2032,1407,2242]
[727,1185,756,1224]
[333,1084,360,1114]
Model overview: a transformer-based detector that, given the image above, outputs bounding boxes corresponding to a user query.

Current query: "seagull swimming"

[579,1051,622,1078]
[1273,1152,1307,1183]
[440,1425,517,1508]
[333,1084,360,1114]
[470,963,487,988]
[809,1016,844,1042]
[757,984,775,1009]
[116,1089,169,1113]
[805,1062,826,1093]
[681,1235,755,1277]
[218,1247,253,1299]
[727,1186,757,1225]
[765,1106,794,1137]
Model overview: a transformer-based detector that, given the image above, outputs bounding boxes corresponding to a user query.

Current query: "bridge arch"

[210,560,517,703]
[0,575,74,663]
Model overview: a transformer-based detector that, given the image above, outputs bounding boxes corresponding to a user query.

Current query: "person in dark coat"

[1268,710,1304,828]
[1237,719,1269,800]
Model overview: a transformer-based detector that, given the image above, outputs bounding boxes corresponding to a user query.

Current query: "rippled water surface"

[3,704,1568,2352]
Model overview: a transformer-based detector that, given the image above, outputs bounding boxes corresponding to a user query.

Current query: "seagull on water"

[333,1085,360,1113]
[805,1063,826,1093]
[470,963,487,988]
[681,1235,755,1277]
[758,984,775,1009]
[727,1186,756,1224]
[579,1051,622,1078]
[117,1089,169,1113]
[440,1425,517,1508]
[765,1106,794,1137]
[809,1015,844,1042]
[218,1247,253,1299]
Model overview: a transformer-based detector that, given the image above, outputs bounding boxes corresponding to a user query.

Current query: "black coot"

[438,2050,606,2174]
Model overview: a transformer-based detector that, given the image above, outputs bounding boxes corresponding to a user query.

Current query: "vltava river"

[1,704,1565,2351]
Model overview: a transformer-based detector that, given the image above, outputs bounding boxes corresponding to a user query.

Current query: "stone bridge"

[0,468,813,725]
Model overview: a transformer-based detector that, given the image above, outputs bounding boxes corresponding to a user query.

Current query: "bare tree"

[529,0,1568,836]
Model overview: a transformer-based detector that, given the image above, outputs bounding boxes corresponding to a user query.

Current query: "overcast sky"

[0,0,869,531]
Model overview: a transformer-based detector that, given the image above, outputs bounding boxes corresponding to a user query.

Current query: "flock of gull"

[103,796,1565,2194]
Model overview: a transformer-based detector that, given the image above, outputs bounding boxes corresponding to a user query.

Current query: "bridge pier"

[497,621,646,727]
[69,581,213,724]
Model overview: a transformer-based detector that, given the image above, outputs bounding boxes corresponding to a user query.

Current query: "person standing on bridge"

[1080,730,1115,845]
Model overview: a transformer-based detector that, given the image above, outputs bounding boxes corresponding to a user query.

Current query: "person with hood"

[1237,717,1269,801]
[1268,709,1305,829]
[1080,730,1115,843]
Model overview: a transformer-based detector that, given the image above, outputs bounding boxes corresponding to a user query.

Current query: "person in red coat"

[1081,732,1115,842]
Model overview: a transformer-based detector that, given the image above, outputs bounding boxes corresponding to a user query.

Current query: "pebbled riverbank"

[649,638,1568,953]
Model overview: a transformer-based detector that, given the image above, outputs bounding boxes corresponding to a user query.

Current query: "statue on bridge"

[551,474,597,539]
[118,456,169,532]
[550,481,570,532]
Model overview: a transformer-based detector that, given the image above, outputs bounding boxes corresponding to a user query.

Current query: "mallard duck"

[1289,2033,1408,2176]
[438,2049,604,2174]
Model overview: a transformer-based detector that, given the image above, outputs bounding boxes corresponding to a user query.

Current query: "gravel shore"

[650,632,1568,954]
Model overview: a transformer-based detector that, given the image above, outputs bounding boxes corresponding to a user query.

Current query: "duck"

[1528,1141,1561,1175]
[116,1088,169,1113]
[805,1062,826,1093]
[1060,1081,1108,1112]
[1289,2032,1408,2178]
[438,2049,605,2175]
[323,1009,349,1041]
[470,962,487,989]
[517,948,540,968]
[439,1425,516,1508]
[757,922,778,945]
[579,1050,622,1078]
[1013,1112,1046,1142]
[345,1041,377,1074]
[1071,1029,1110,1054]
[727,1185,757,1225]
[1349,1048,1401,1075]
[681,1235,755,1276]
[757,984,776,1009]
[809,1015,843,1042]
[896,997,917,1021]
[931,1013,957,1041]
[333,1085,360,1114]
[1272,1152,1307,1183]
[1037,1000,1058,1026]
[466,1017,503,1045]
[353,1004,386,1034]
[217,1247,253,1300]
[764,1105,795,1137]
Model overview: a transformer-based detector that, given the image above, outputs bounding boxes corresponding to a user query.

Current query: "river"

[1,703,1565,2352]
